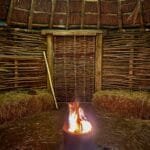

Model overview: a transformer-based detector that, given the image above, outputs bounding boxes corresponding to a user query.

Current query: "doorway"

[54,36,95,102]
[42,30,103,103]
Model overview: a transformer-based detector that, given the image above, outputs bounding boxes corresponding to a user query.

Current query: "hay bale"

[0,89,54,124]
[93,90,150,119]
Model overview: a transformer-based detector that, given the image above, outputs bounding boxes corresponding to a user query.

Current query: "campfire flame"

[68,101,92,134]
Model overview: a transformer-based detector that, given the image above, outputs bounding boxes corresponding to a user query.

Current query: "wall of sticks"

[0,28,149,93]
[0,28,47,90]
[103,29,150,90]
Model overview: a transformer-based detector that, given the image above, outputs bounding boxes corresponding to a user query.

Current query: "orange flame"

[68,101,92,134]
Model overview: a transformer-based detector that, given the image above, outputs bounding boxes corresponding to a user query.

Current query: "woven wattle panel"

[103,30,150,90]
[54,36,95,102]
[0,29,47,90]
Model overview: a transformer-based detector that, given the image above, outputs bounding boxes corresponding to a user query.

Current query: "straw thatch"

[0,0,149,29]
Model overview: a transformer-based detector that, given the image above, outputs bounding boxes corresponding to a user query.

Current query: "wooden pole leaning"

[43,51,58,109]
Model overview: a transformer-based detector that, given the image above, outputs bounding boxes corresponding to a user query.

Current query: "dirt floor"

[0,104,150,150]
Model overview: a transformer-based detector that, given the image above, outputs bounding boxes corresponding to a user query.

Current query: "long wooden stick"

[43,51,58,109]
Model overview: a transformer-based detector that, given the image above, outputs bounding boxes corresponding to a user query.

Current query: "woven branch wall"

[54,36,95,102]
[103,30,150,90]
[0,28,149,98]
[0,28,47,90]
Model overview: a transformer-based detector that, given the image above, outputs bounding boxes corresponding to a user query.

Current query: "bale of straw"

[0,89,54,124]
[92,90,150,119]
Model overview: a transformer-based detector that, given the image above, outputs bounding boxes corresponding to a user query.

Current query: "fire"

[68,101,92,134]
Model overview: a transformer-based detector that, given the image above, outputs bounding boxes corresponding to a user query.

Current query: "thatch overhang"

[0,0,149,30]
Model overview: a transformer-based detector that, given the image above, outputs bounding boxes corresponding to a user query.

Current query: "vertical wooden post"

[47,34,54,90]
[66,0,69,29]
[139,0,144,29]
[7,0,14,24]
[95,33,103,91]
[97,0,100,29]
[99,0,101,28]
[81,0,85,29]
[28,0,35,29]
[49,0,56,28]
[129,48,134,89]
[118,0,123,30]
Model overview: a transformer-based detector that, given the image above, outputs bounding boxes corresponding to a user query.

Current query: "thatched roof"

[0,0,150,29]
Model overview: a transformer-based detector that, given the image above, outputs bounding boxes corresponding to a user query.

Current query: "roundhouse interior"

[0,0,150,149]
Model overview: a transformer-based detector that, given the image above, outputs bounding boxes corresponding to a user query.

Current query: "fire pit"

[62,101,97,150]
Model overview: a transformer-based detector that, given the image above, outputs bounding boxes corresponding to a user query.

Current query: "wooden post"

[49,0,56,28]
[28,0,35,29]
[139,0,144,29]
[97,0,100,29]
[47,34,54,89]
[66,0,69,29]
[118,0,123,30]
[95,33,103,91]
[99,0,101,28]
[81,0,85,29]
[7,0,14,24]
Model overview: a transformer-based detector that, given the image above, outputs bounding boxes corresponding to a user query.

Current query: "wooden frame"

[42,29,103,92]
[28,0,35,29]
[42,29,102,36]
[117,0,123,30]
[7,0,14,24]
[95,33,103,91]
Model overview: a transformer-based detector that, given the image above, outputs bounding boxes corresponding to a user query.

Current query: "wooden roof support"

[139,0,144,29]
[118,0,123,30]
[81,0,85,29]
[127,0,141,25]
[97,0,100,29]
[49,0,56,28]
[66,0,69,29]
[28,0,35,29]
[7,0,14,25]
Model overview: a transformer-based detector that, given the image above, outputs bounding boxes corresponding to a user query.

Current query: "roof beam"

[66,0,69,29]
[28,0,35,29]
[7,0,14,25]
[139,0,144,29]
[127,0,141,25]
[49,0,56,28]
[97,0,100,29]
[81,0,85,29]
[118,0,123,30]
